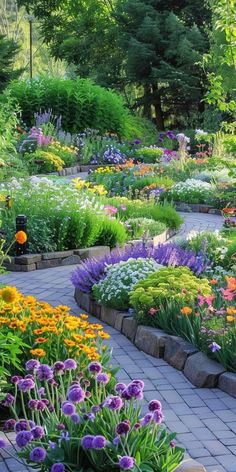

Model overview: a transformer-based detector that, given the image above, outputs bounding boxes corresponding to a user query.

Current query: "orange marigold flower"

[35,337,48,343]
[97,331,110,339]
[1,286,20,304]
[15,231,27,245]
[226,307,236,315]
[30,348,46,357]
[80,314,88,319]
[226,315,235,322]
[64,339,76,347]
[210,279,218,285]
[181,306,193,316]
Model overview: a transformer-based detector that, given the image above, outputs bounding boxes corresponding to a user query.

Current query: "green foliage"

[135,147,163,163]
[0,331,25,398]
[122,115,157,144]
[0,34,23,91]
[0,94,19,161]
[125,218,167,239]
[7,77,128,134]
[93,257,162,310]
[130,267,211,324]
[222,134,236,154]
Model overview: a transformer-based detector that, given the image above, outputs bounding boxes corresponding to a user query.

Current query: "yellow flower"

[226,316,235,322]
[80,314,88,319]
[64,339,76,347]
[1,286,20,304]
[226,307,236,315]
[98,331,110,339]
[35,337,48,344]
[30,349,46,357]
[180,306,193,316]
[15,231,27,244]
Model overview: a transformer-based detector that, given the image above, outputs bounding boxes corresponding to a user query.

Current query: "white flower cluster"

[93,257,163,309]
[195,129,208,136]
[170,179,213,194]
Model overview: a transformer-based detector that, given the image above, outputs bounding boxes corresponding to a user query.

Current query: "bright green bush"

[135,146,163,163]
[130,266,211,323]
[122,114,157,144]
[7,77,127,134]
[93,257,162,310]
[222,135,236,155]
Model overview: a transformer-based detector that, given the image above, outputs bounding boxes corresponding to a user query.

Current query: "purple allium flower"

[124,381,143,399]
[57,423,65,430]
[71,414,80,424]
[68,386,85,404]
[64,359,77,370]
[51,464,65,472]
[88,362,102,374]
[91,405,101,414]
[96,373,109,384]
[31,426,45,439]
[113,436,120,446]
[140,413,153,426]
[36,364,53,381]
[108,396,123,411]
[25,359,40,371]
[153,410,163,424]
[16,431,33,448]
[15,420,35,432]
[116,421,130,436]
[30,446,47,463]
[0,439,6,448]
[25,374,34,380]
[131,380,144,389]
[148,400,162,412]
[18,378,35,392]
[92,435,107,449]
[210,342,221,353]
[53,361,65,373]
[119,456,135,470]
[37,401,46,411]
[38,387,45,396]
[82,379,90,387]
[11,375,22,384]
[61,401,76,416]
[170,440,176,448]
[3,419,16,431]
[81,435,94,449]
[134,422,141,429]
[115,383,126,394]
[3,393,14,407]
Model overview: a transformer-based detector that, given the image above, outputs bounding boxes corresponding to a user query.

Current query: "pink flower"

[119,204,126,211]
[221,289,236,301]
[149,308,158,316]
[197,295,215,307]
[104,205,118,216]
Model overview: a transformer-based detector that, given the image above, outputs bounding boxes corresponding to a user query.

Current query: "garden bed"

[5,228,175,272]
[74,289,236,399]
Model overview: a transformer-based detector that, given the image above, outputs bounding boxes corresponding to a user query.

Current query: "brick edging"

[74,289,236,399]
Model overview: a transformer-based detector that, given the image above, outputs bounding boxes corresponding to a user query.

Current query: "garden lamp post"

[26,14,34,80]
[16,215,27,256]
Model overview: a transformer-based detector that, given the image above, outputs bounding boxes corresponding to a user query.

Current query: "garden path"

[1,212,232,472]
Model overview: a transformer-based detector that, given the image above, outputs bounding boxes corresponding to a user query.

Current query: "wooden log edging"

[74,288,236,399]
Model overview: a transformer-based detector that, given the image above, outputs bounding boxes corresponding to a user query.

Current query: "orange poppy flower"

[15,231,27,244]
[181,306,193,316]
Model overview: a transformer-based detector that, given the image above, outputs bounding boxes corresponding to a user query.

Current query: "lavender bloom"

[148,400,162,412]
[68,386,85,404]
[18,378,35,392]
[119,456,135,470]
[36,364,53,381]
[92,435,107,449]
[30,446,47,463]
[153,243,210,275]
[96,373,109,384]
[61,402,76,416]
[64,359,77,370]
[51,464,65,472]
[31,426,45,439]
[25,359,40,371]
[116,421,130,435]
[88,362,102,373]
[81,435,94,449]
[16,431,33,448]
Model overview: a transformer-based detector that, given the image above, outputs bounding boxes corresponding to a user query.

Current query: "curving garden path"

[1,212,235,472]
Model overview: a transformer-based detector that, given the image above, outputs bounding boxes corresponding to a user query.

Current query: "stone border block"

[122,317,138,342]
[164,336,198,371]
[74,246,110,260]
[135,325,168,358]
[42,251,74,260]
[175,458,206,472]
[218,372,236,398]
[100,306,121,327]
[114,312,132,332]
[184,352,226,388]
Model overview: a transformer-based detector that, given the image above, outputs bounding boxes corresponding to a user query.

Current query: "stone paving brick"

[204,441,229,456]
[186,447,210,459]
[203,418,230,431]
[216,454,236,471]
[207,466,227,472]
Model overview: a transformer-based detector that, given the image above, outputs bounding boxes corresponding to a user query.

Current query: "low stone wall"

[5,246,111,272]
[74,289,236,399]
[58,164,114,176]
[6,228,175,272]
[173,202,221,215]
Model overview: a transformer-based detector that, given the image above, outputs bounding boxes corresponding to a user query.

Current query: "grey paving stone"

[204,441,229,456]
[216,455,236,471]
[207,466,226,472]
[181,415,203,428]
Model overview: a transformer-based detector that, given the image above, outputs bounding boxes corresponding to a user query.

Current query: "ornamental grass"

[0,287,110,371]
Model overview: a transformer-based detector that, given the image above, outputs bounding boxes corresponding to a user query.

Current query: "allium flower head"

[119,456,135,470]
[96,373,109,384]
[30,446,47,463]
[108,395,124,410]
[36,364,53,381]
[61,401,76,416]
[68,386,85,404]
[18,378,35,392]
[31,426,45,439]
[16,431,33,448]
[64,359,77,370]
[0,439,6,448]
[115,382,126,393]
[81,435,94,449]
[88,361,102,373]
[148,400,162,412]
[116,421,130,436]
[25,359,40,371]
[92,435,107,449]
[51,464,65,472]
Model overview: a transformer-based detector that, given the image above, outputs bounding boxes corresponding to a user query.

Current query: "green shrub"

[130,266,211,324]
[135,146,163,163]
[126,218,167,239]
[222,135,236,155]
[122,114,157,144]
[93,257,162,310]
[7,77,127,134]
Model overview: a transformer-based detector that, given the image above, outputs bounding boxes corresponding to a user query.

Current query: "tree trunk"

[143,84,152,119]
[153,91,164,130]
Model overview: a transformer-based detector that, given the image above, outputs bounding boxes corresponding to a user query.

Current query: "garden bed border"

[58,163,115,176]
[74,289,236,399]
[5,228,175,272]
[173,202,222,215]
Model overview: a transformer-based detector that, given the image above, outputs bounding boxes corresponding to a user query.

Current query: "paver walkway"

[0,212,232,472]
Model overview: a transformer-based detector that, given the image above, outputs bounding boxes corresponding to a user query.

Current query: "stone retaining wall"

[74,289,236,399]
[173,202,221,215]
[58,164,114,175]
[6,228,175,272]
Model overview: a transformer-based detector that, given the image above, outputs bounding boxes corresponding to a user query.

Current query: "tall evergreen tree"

[0,34,23,91]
